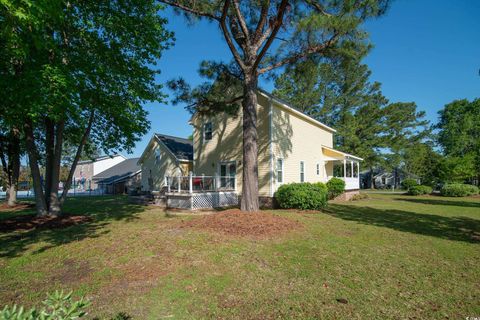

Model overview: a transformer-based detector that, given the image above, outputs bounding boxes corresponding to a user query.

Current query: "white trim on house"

[321,145,364,161]
[268,98,274,197]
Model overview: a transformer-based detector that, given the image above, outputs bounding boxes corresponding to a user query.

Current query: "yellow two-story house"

[191,90,362,205]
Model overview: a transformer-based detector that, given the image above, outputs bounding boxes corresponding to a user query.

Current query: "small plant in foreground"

[275,182,328,210]
[407,185,432,196]
[326,177,346,200]
[440,184,479,197]
[1,290,89,320]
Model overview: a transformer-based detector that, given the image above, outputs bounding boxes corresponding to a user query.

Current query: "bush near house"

[401,178,418,190]
[275,182,328,210]
[440,184,479,197]
[326,177,346,200]
[407,185,432,196]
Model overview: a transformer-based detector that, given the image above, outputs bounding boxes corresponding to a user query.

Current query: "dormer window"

[204,122,213,141]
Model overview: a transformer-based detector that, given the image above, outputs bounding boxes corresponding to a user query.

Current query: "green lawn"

[0,194,479,319]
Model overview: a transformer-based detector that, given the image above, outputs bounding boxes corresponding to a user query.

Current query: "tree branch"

[254,0,270,43]
[158,0,220,20]
[219,0,247,70]
[252,0,289,72]
[305,0,332,17]
[60,110,95,205]
[258,33,339,74]
[232,0,250,44]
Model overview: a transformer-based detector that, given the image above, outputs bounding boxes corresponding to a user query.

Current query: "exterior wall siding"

[270,100,334,194]
[192,93,336,197]
[192,98,271,197]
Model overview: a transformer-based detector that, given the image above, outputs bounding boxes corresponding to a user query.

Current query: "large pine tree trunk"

[240,75,260,212]
[24,120,48,216]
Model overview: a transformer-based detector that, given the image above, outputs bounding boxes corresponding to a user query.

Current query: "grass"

[0,194,479,319]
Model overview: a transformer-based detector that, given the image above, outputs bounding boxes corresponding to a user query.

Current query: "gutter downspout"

[269,98,274,197]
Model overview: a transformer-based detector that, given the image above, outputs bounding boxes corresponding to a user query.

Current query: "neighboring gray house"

[73,155,126,190]
[360,168,420,189]
[93,158,141,194]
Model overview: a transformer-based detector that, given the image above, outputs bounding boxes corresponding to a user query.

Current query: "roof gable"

[155,134,193,161]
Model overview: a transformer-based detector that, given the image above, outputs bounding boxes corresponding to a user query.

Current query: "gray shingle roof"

[93,158,141,184]
[155,134,193,161]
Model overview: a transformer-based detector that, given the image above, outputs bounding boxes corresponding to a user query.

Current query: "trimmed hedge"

[326,177,346,200]
[407,185,432,195]
[275,182,328,210]
[401,178,418,190]
[440,184,479,197]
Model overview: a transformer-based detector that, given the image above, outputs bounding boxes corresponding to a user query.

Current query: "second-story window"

[204,122,213,141]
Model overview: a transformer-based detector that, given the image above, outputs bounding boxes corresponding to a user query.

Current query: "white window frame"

[203,122,213,141]
[276,158,284,184]
[300,161,305,183]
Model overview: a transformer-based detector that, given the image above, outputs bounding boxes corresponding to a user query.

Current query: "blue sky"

[131,0,480,157]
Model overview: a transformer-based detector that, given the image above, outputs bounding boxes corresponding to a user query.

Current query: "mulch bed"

[0,202,35,211]
[0,214,92,232]
[179,209,303,238]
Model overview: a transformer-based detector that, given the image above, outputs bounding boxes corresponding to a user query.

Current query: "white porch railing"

[165,174,236,194]
[327,176,360,190]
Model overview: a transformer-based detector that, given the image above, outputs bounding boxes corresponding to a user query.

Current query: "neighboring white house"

[73,155,126,190]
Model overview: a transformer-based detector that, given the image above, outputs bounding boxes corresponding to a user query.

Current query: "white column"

[189,172,193,194]
[343,159,347,179]
[167,177,171,193]
[351,160,354,178]
[177,175,181,193]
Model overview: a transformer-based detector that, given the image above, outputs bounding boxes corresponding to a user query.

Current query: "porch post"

[343,159,347,179]
[189,172,193,194]
[177,175,181,193]
[351,160,354,178]
[167,177,171,193]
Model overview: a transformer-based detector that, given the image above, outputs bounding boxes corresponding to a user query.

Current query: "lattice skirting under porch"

[166,192,239,210]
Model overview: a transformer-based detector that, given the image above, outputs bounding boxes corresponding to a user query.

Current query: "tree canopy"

[0,0,173,215]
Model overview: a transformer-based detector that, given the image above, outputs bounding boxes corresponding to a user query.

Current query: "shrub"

[326,177,346,200]
[275,182,328,210]
[1,291,89,319]
[401,178,418,190]
[407,185,432,196]
[440,184,479,197]
[350,193,368,201]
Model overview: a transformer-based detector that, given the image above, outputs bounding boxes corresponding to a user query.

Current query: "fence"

[0,188,107,200]
[165,174,236,194]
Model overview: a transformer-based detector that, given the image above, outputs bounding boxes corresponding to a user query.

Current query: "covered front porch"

[322,146,362,190]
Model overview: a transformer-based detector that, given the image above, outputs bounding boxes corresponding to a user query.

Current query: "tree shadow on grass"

[324,204,480,243]
[394,197,480,209]
[0,196,145,258]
